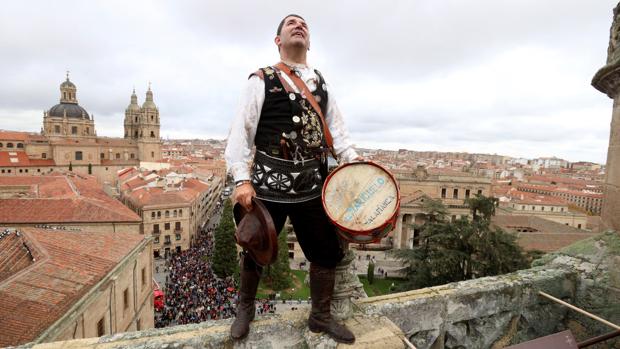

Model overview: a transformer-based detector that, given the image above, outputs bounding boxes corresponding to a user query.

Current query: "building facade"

[0,75,162,184]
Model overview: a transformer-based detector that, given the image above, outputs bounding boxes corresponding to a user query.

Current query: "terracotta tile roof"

[125,186,196,208]
[0,227,145,347]
[0,130,32,141]
[0,151,57,167]
[0,175,141,224]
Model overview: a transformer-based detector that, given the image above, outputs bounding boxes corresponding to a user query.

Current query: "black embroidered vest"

[253,66,329,157]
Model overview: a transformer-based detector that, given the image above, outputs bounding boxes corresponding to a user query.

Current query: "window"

[173,210,177,217]
[157,211,161,218]
[154,236,159,244]
[151,212,155,219]
[561,208,565,212]
[541,207,545,211]
[0,143,2,147]
[141,267,146,286]
[123,288,129,309]
[86,127,89,134]
[100,153,105,159]
[137,319,141,331]
[453,189,458,199]
[37,169,41,172]
[24,169,28,173]
[115,153,120,159]
[42,153,47,159]
[7,143,13,148]
[477,189,483,195]
[71,126,78,135]
[465,189,470,199]
[164,223,170,230]
[551,207,554,211]
[165,235,171,244]
[179,209,183,217]
[54,125,61,133]
[19,169,23,173]
[135,117,138,123]
[521,205,525,210]
[578,224,582,229]
[175,222,181,231]
[134,131,138,138]
[165,210,170,218]
[16,143,23,148]
[175,233,181,241]
[151,151,155,158]
[97,317,105,337]
[532,206,536,210]
[441,188,446,199]
[150,131,155,137]
[1,170,4,174]
[130,153,135,159]
[75,151,83,160]
[153,224,159,233]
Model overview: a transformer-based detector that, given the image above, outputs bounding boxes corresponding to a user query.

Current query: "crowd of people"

[155,228,238,327]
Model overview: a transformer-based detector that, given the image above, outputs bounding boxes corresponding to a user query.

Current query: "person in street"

[225,14,360,344]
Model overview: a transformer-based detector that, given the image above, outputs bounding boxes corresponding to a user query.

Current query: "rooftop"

[0,174,141,224]
[0,227,146,347]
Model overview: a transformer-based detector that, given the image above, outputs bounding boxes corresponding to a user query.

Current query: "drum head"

[323,162,399,232]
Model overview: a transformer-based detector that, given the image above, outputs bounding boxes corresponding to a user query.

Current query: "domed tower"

[136,84,162,161]
[124,89,141,139]
[42,73,96,139]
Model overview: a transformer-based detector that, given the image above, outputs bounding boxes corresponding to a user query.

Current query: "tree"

[68,162,73,171]
[262,227,292,291]
[392,196,528,291]
[212,199,239,279]
[88,163,92,175]
[367,261,375,285]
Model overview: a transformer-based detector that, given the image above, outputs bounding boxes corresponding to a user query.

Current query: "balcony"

[163,240,171,245]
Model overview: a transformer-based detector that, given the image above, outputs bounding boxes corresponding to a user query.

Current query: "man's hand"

[234,182,256,211]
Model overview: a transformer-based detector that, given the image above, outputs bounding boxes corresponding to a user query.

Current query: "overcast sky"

[0,1,616,163]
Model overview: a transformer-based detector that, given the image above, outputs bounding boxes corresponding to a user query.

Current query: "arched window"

[0,143,3,147]
[173,210,177,217]
[16,143,24,148]
[150,131,155,137]
[179,209,183,217]
[135,117,138,123]
[157,211,161,218]
[165,210,170,218]
[7,143,14,148]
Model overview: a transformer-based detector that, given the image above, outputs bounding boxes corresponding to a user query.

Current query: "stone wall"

[14,232,620,349]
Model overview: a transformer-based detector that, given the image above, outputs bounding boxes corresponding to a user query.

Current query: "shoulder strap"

[274,62,336,159]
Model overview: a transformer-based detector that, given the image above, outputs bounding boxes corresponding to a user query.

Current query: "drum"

[322,161,400,244]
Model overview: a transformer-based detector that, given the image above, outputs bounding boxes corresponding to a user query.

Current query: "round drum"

[322,161,400,244]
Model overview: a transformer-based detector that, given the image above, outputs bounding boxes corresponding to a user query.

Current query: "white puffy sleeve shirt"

[224,66,359,182]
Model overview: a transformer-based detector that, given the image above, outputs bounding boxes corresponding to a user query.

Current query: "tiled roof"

[0,227,145,347]
[0,175,141,224]
[0,151,57,167]
[0,130,32,141]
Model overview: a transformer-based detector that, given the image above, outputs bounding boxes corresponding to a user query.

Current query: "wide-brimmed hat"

[233,198,278,266]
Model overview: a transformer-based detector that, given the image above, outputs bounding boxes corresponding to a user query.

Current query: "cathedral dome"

[48,103,90,119]
[60,79,76,88]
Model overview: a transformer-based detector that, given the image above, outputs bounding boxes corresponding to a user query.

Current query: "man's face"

[275,16,310,51]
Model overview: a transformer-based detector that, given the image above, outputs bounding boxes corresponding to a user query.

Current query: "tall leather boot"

[230,254,261,340]
[308,263,355,344]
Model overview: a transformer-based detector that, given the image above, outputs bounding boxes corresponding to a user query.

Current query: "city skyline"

[0,0,616,163]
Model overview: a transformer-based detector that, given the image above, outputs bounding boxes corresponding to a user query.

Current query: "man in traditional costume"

[225,14,359,344]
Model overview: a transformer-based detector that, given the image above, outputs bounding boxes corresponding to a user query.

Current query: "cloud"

[0,0,616,163]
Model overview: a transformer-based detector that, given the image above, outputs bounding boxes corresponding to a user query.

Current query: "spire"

[127,87,140,112]
[142,82,157,109]
[59,72,78,104]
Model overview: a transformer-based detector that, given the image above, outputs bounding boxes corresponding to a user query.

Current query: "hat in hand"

[233,198,278,266]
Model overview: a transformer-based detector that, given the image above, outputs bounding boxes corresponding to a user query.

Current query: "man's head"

[275,14,310,52]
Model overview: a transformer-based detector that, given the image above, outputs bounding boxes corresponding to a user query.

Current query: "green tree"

[392,196,528,291]
[212,199,239,279]
[88,163,92,175]
[367,261,375,285]
[263,228,292,291]
[68,162,73,171]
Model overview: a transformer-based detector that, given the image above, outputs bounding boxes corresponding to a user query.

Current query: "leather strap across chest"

[274,62,336,159]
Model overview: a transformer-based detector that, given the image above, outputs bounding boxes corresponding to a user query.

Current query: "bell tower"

[124,89,141,139]
[136,84,162,161]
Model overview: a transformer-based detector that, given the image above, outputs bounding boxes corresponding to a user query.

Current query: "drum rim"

[321,161,401,240]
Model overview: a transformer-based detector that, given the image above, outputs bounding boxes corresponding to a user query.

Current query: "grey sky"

[0,0,616,163]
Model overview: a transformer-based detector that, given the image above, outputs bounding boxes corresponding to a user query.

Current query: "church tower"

[124,89,141,139]
[136,85,162,161]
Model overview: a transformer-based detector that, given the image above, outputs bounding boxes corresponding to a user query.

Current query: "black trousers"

[259,196,344,269]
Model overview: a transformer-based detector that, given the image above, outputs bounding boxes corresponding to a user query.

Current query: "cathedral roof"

[48,102,90,119]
